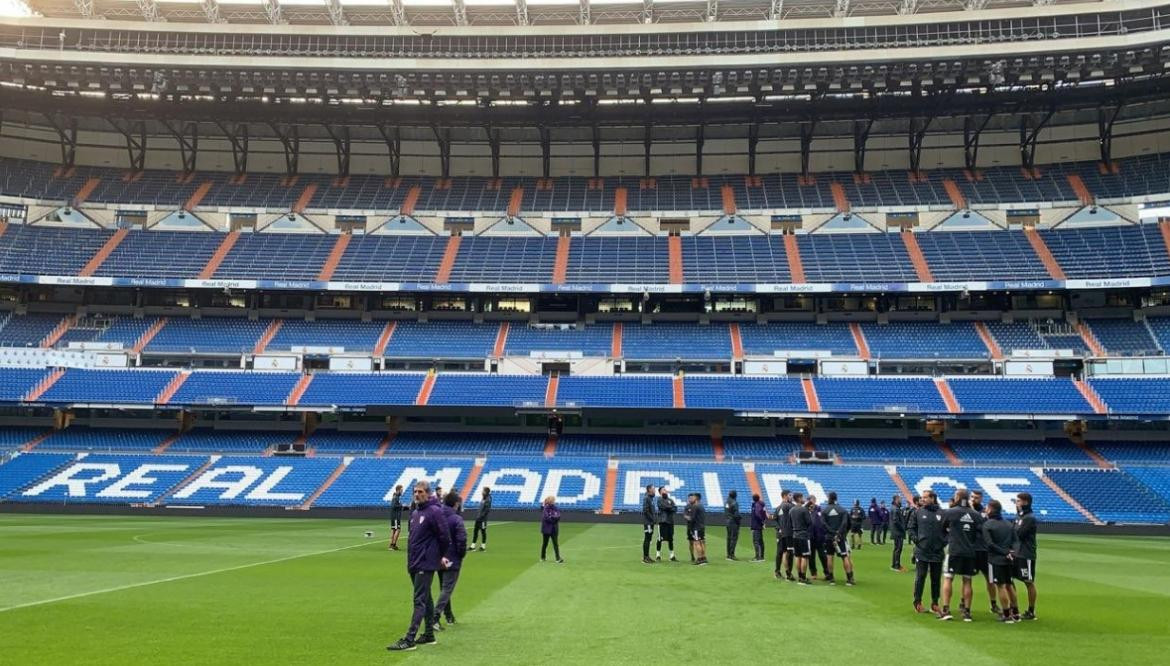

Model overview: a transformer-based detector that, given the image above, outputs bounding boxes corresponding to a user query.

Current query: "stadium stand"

[859,321,988,360]
[1043,468,1170,524]
[947,378,1092,414]
[1087,378,1170,415]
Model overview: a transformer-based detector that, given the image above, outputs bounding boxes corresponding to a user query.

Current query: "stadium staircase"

[1072,378,1108,414]
[551,236,570,285]
[742,462,763,500]
[1033,467,1105,525]
[435,235,461,284]
[253,320,283,354]
[459,457,487,498]
[72,178,101,206]
[184,181,214,210]
[728,323,744,361]
[299,458,350,509]
[317,234,350,281]
[1067,174,1094,206]
[830,182,850,212]
[801,377,821,412]
[783,235,806,283]
[132,317,168,354]
[19,429,56,452]
[199,231,240,279]
[152,431,182,454]
[79,228,129,277]
[1160,221,1170,258]
[507,187,524,218]
[1075,322,1106,357]
[668,236,684,284]
[849,323,870,359]
[901,231,935,283]
[973,322,1003,360]
[414,370,437,406]
[544,372,559,408]
[934,378,961,414]
[39,315,77,349]
[372,321,396,357]
[942,178,966,209]
[600,460,619,515]
[885,466,915,502]
[151,455,220,507]
[936,438,963,466]
[610,322,623,359]
[492,322,509,358]
[155,371,190,405]
[286,374,314,407]
[721,184,736,215]
[374,431,396,457]
[1023,228,1068,280]
[23,369,65,402]
[292,183,318,214]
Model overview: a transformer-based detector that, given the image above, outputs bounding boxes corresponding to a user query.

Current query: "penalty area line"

[0,540,375,614]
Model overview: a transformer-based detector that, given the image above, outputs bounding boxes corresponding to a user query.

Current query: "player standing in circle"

[469,486,491,552]
[774,490,795,581]
[656,487,678,562]
[822,491,856,586]
[981,500,1020,624]
[909,490,945,615]
[724,489,741,561]
[788,492,812,584]
[1012,492,1038,621]
[939,489,981,622]
[388,484,405,551]
[685,493,708,566]
[641,484,658,564]
[969,490,998,615]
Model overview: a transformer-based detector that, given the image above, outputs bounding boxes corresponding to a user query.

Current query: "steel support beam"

[853,118,874,174]
[269,123,300,177]
[908,115,935,174]
[1097,100,1125,165]
[963,113,993,171]
[800,120,816,177]
[161,120,199,175]
[325,125,351,177]
[377,124,401,177]
[44,114,78,169]
[216,122,249,177]
[107,118,147,173]
[433,125,452,178]
[1019,106,1056,170]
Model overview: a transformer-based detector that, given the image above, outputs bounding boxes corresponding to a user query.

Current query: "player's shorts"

[659,522,674,540]
[792,538,812,557]
[390,519,402,530]
[688,528,705,542]
[974,551,989,575]
[781,536,794,552]
[644,523,655,534]
[1013,558,1036,583]
[989,562,1013,586]
[850,525,863,534]
[828,535,851,557]
[945,555,977,578]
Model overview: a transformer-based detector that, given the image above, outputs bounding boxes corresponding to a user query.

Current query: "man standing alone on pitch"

[432,491,467,632]
[939,489,981,622]
[641,485,657,564]
[656,487,678,562]
[889,495,907,571]
[724,489,741,561]
[388,485,405,551]
[749,493,767,562]
[849,500,866,551]
[982,500,1020,624]
[388,482,451,652]
[788,492,812,584]
[469,487,491,552]
[1012,492,1038,621]
[909,490,944,615]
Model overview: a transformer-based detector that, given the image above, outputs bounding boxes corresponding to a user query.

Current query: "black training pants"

[913,560,942,605]
[726,522,739,557]
[433,569,459,624]
[891,535,905,569]
[472,518,488,544]
[642,524,654,558]
[810,540,829,576]
[751,529,764,560]
[407,570,435,640]
[542,533,561,560]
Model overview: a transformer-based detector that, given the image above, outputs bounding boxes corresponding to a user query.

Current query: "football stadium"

[1,0,1170,661]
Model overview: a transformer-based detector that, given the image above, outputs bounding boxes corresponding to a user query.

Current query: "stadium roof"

[12,0,1093,27]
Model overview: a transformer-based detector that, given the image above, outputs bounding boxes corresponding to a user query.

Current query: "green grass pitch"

[2,514,1168,665]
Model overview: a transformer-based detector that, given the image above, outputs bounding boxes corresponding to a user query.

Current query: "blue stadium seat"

[1044,468,1170,524]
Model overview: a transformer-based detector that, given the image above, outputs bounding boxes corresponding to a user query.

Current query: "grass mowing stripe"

[0,539,375,614]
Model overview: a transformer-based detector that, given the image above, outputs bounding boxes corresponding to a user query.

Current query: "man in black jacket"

[970,490,998,615]
[889,494,907,571]
[656,487,678,562]
[981,499,1019,624]
[908,490,944,614]
[641,485,657,564]
[788,492,813,584]
[724,489,741,561]
[469,486,491,552]
[685,493,708,566]
[849,500,866,551]
[388,485,405,551]
[773,490,795,581]
[939,489,982,622]
[1012,492,1038,621]
[821,491,856,586]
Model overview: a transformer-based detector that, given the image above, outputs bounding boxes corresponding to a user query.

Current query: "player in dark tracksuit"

[970,490,998,614]
[807,497,829,579]
[774,491,795,581]
[788,492,812,584]
[749,494,767,561]
[889,495,907,570]
[469,487,491,552]
[656,487,678,562]
[388,485,405,551]
[641,485,657,564]
[868,499,882,545]
[684,493,708,565]
[982,500,1020,624]
[724,490,741,560]
[387,483,451,652]
[849,501,866,550]
[1012,492,1038,621]
[432,492,467,631]
[939,489,982,622]
[909,490,945,614]
[822,491,856,586]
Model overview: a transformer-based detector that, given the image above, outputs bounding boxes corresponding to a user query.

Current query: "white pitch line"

[0,540,374,614]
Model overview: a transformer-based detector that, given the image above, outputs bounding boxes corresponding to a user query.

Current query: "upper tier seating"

[622,323,729,360]
[1085,318,1162,356]
[813,377,947,413]
[0,313,65,347]
[915,230,1049,280]
[39,369,177,404]
[682,376,807,411]
[947,377,1091,414]
[739,322,858,356]
[1041,225,1170,279]
[145,317,269,354]
[504,324,611,357]
[1088,378,1170,414]
[860,321,989,360]
[796,233,917,283]
[169,371,300,406]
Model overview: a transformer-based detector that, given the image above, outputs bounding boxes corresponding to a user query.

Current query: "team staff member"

[939,489,981,622]
[540,496,564,563]
[749,493,767,562]
[981,500,1020,624]
[774,490,795,581]
[432,492,467,632]
[387,482,452,652]
[822,492,856,586]
[889,495,907,571]
[970,490,998,614]
[1013,492,1038,621]
[469,487,492,552]
[807,495,829,579]
[909,490,944,615]
[388,485,405,551]
[879,501,890,545]
[788,492,812,584]
[724,490,741,561]
[656,487,678,562]
[868,499,882,545]
[641,485,658,564]
[849,500,866,551]
[684,493,708,566]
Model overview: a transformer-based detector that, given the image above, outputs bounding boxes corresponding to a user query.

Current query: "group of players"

[641,484,1039,624]
[385,482,493,652]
